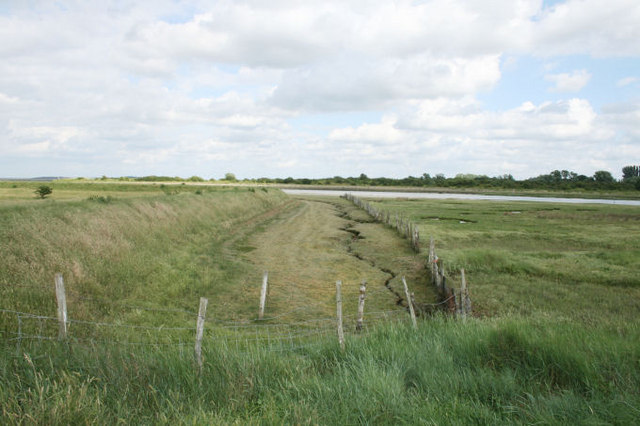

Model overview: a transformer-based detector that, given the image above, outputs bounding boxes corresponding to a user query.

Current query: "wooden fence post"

[461,268,472,316]
[429,237,435,281]
[401,277,418,330]
[446,287,456,315]
[336,281,345,350]
[356,280,366,332]
[194,297,208,372]
[259,271,268,320]
[54,273,68,340]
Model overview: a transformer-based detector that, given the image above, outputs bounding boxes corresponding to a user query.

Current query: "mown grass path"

[243,196,436,322]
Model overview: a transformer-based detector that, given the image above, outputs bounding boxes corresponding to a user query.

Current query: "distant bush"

[34,185,52,199]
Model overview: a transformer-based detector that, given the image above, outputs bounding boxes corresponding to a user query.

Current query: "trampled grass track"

[238,195,436,323]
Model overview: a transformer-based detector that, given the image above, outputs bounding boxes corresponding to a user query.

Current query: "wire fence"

[2,193,471,366]
[342,193,473,318]
[0,306,421,365]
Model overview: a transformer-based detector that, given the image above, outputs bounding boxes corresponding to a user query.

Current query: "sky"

[0,0,639,180]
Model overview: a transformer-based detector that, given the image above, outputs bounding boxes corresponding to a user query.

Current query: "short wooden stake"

[402,276,417,330]
[356,280,366,332]
[336,281,345,350]
[259,271,268,320]
[194,297,208,371]
[54,273,68,340]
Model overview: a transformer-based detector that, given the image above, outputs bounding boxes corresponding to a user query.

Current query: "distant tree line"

[109,165,640,191]
[246,166,640,191]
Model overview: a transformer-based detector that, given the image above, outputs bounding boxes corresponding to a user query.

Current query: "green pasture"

[1,183,639,424]
[368,197,640,327]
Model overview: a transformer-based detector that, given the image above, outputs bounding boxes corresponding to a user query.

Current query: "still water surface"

[282,189,640,206]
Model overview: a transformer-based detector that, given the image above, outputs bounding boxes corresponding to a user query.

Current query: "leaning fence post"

[194,297,208,372]
[336,280,345,350]
[54,273,68,340]
[356,280,366,332]
[401,277,418,330]
[259,271,268,320]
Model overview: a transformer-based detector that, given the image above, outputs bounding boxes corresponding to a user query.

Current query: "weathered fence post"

[194,297,208,372]
[259,271,268,320]
[461,268,472,317]
[356,280,366,332]
[401,277,418,330]
[336,280,345,350]
[54,273,68,340]
[429,237,435,281]
[454,290,461,318]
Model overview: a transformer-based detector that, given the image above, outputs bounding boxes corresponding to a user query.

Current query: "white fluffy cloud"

[545,69,591,92]
[1,0,639,178]
[325,97,631,178]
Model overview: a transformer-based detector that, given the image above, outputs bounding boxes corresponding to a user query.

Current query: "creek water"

[282,189,640,206]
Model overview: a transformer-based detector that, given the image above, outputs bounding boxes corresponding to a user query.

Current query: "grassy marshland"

[1,182,639,424]
[367,198,640,326]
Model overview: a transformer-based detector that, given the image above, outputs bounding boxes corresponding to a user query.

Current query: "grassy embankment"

[1,182,639,423]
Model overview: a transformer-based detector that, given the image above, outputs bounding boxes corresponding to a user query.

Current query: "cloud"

[531,0,640,56]
[270,54,501,112]
[326,96,625,178]
[545,69,591,92]
[329,116,403,145]
[617,76,638,87]
[0,0,639,179]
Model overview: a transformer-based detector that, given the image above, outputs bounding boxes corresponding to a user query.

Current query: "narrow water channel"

[283,189,640,206]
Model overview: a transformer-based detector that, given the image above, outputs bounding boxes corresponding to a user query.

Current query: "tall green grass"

[2,318,638,424]
[1,188,289,330]
[2,187,639,423]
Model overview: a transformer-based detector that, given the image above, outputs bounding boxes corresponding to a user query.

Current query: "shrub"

[34,185,53,199]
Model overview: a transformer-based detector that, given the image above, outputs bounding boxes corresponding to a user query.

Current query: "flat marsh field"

[1,181,639,424]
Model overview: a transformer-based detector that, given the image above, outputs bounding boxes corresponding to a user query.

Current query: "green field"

[366,197,640,325]
[1,182,639,424]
